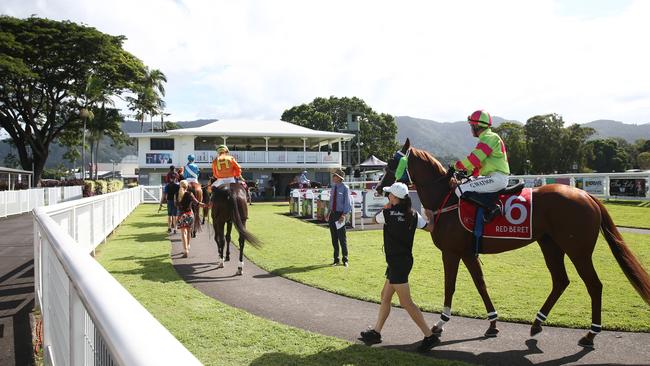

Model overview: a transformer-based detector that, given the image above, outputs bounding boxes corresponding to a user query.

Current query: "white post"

[604,175,611,200]
[302,138,307,165]
[69,288,85,366]
[338,140,342,165]
[8,173,12,190]
[265,137,269,163]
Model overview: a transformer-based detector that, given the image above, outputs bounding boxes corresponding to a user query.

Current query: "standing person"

[176,180,206,258]
[166,177,180,234]
[326,169,351,267]
[166,165,179,184]
[360,182,439,352]
[451,109,511,223]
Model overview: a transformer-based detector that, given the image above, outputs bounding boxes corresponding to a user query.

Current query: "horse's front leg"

[432,251,460,336]
[463,255,499,337]
[225,221,233,262]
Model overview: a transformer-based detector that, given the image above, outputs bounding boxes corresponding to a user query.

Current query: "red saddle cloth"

[458,188,533,240]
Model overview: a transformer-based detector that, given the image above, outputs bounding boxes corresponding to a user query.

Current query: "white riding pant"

[185,177,198,184]
[212,177,236,188]
[455,172,509,197]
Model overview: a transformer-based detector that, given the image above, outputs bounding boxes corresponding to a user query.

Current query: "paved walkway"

[0,213,35,366]
[170,227,650,366]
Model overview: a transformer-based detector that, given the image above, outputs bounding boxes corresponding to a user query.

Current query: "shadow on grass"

[253,264,331,279]
[110,254,181,283]
[605,200,650,208]
[116,233,168,243]
[249,339,597,366]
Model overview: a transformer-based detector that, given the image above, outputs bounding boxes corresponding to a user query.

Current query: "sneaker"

[173,229,177,234]
[417,334,440,352]
[167,228,172,233]
[360,328,382,344]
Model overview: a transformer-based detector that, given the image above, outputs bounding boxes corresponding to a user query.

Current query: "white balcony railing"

[193,150,339,164]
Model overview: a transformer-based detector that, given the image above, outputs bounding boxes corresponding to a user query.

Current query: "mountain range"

[395,117,650,160]
[1,118,648,168]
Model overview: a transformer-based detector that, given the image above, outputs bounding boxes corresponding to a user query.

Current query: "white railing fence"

[140,185,163,203]
[0,186,83,218]
[33,187,201,366]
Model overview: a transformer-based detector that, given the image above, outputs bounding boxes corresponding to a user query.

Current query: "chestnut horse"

[211,183,261,275]
[376,138,650,348]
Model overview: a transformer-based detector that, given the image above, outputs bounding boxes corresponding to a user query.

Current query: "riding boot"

[483,203,502,223]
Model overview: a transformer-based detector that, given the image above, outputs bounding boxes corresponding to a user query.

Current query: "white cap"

[382,182,409,199]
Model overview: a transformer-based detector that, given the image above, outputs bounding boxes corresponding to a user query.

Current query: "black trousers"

[328,211,348,263]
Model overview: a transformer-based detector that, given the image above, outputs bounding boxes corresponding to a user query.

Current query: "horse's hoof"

[484,327,499,338]
[235,267,243,276]
[431,325,443,337]
[530,324,543,337]
[578,336,594,349]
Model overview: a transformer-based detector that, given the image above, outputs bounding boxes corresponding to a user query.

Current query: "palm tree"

[128,67,167,132]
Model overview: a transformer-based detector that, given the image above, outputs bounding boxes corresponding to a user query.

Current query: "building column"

[319,142,323,163]
[265,137,269,163]
[302,138,307,164]
[338,140,342,166]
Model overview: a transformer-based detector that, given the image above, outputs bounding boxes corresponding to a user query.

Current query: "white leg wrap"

[435,306,451,328]
[487,311,498,321]
[589,323,601,334]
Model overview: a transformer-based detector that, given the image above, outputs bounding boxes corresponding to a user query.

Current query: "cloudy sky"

[2,0,649,124]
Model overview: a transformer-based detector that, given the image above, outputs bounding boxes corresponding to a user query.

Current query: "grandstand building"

[128,119,354,196]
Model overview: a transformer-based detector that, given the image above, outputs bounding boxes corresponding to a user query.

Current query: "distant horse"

[211,183,261,275]
[376,138,650,348]
[287,181,323,189]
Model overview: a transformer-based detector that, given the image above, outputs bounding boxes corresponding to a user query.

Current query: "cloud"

[2,0,649,124]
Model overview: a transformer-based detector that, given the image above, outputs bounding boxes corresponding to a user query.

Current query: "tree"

[281,96,399,165]
[127,67,166,132]
[584,139,629,172]
[0,16,146,185]
[524,114,564,174]
[493,122,527,175]
[558,124,595,173]
[638,152,650,170]
[88,107,129,179]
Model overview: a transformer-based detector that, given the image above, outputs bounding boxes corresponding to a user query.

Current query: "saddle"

[461,182,525,218]
[460,182,526,257]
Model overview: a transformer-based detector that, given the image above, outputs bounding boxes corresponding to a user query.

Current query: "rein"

[432,190,458,226]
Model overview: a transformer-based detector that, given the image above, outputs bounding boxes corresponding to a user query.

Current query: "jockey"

[182,154,203,205]
[298,170,310,188]
[453,110,510,222]
[211,144,242,188]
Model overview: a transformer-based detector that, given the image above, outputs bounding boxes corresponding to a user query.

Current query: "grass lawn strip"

[602,201,650,229]
[244,203,650,332]
[96,205,466,366]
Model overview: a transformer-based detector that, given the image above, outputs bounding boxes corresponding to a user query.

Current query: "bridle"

[381,148,459,223]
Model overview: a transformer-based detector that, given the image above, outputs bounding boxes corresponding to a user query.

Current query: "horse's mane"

[410,147,447,175]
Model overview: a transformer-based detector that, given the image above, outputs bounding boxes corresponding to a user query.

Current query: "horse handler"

[177,180,206,258]
[360,182,439,352]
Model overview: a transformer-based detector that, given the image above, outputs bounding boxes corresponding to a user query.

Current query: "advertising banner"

[581,177,605,195]
[146,153,173,164]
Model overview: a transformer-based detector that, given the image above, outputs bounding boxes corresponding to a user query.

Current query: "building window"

[150,138,174,150]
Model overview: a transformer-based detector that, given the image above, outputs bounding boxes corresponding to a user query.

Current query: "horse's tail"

[590,195,650,306]
[231,188,261,248]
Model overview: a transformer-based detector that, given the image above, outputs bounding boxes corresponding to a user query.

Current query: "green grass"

[96,205,466,366]
[244,203,650,332]
[603,200,650,229]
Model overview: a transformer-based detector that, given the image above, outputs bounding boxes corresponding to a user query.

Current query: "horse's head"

[375,138,411,196]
